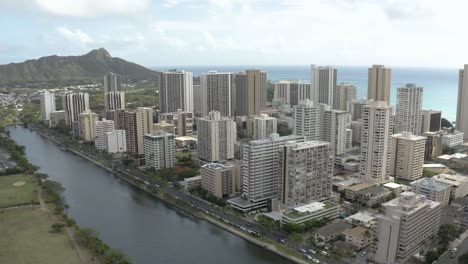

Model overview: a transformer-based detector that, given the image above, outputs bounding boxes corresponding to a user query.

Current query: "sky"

[0,0,468,68]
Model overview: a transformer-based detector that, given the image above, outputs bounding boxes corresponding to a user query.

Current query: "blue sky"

[1,0,468,68]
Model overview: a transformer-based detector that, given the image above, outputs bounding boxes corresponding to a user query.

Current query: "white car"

[299,248,307,253]
[312,258,320,263]
[321,251,329,256]
[308,249,317,254]
[303,254,312,260]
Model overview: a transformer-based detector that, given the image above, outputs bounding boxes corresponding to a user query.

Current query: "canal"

[8,126,292,264]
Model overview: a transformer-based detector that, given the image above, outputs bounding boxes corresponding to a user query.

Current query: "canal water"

[8,126,292,264]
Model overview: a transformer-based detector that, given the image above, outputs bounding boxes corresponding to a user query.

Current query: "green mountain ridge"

[0,48,158,84]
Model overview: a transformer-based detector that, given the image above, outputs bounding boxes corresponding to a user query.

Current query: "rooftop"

[383,182,402,189]
[434,173,468,186]
[392,131,426,141]
[315,221,352,237]
[423,164,447,168]
[411,177,452,191]
[345,211,376,224]
[345,182,374,192]
[285,202,337,218]
[343,226,372,240]
[358,186,391,196]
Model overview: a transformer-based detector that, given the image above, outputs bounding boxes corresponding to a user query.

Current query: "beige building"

[253,114,277,140]
[336,82,357,111]
[374,192,442,264]
[394,84,424,135]
[344,182,375,200]
[310,65,338,108]
[294,99,321,141]
[79,110,98,142]
[389,132,426,181]
[411,177,451,205]
[153,121,176,135]
[62,93,89,126]
[94,118,115,150]
[143,131,175,170]
[433,173,468,199]
[201,163,240,198]
[124,107,153,156]
[200,71,235,117]
[368,64,391,103]
[343,226,373,250]
[159,110,193,136]
[456,64,468,140]
[322,106,350,156]
[235,69,267,116]
[197,111,236,163]
[423,131,443,162]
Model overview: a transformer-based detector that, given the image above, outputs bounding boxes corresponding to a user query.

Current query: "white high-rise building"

[200,71,235,117]
[40,90,56,126]
[104,91,125,111]
[456,64,468,140]
[395,84,423,135]
[79,110,98,142]
[374,192,442,264]
[62,93,89,126]
[106,130,127,154]
[94,119,115,150]
[274,81,311,106]
[360,101,393,183]
[228,134,305,212]
[197,111,236,163]
[368,64,391,103]
[104,72,121,93]
[349,99,370,121]
[322,107,350,156]
[279,141,333,207]
[144,131,176,171]
[193,84,202,116]
[159,70,193,113]
[310,65,338,108]
[253,114,277,140]
[336,82,357,111]
[389,132,426,181]
[293,99,321,141]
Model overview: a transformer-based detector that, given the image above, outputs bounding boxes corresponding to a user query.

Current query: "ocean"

[152,65,459,122]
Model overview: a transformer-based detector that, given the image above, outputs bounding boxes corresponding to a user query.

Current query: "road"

[437,234,468,264]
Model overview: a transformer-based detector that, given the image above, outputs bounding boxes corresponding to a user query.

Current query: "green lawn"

[0,174,38,208]
[0,207,83,264]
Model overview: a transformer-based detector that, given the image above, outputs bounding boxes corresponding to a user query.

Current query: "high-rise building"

[395,84,423,135]
[159,110,193,136]
[456,65,468,140]
[235,69,267,116]
[200,71,235,117]
[421,110,442,133]
[322,107,350,156]
[193,84,202,116]
[411,178,451,205]
[279,141,333,207]
[124,107,153,156]
[423,131,443,162]
[106,109,126,130]
[374,192,442,264]
[360,101,393,183]
[349,99,370,121]
[367,64,391,103]
[197,111,236,163]
[389,132,426,181]
[159,70,193,113]
[201,163,240,198]
[104,91,125,111]
[144,131,176,171]
[310,65,338,108]
[253,114,277,140]
[104,72,121,93]
[228,134,305,212]
[40,90,56,126]
[79,110,99,142]
[94,119,115,150]
[293,99,321,141]
[62,93,89,126]
[49,110,65,127]
[336,82,357,111]
[106,130,127,154]
[350,120,363,145]
[274,81,311,106]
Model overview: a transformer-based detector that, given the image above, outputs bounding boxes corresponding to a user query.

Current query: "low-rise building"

[355,186,392,207]
[433,173,468,199]
[442,131,464,147]
[184,175,201,191]
[282,202,340,225]
[344,211,377,229]
[153,121,176,135]
[333,178,363,192]
[411,177,452,205]
[422,164,449,175]
[344,182,375,200]
[383,182,403,195]
[314,221,352,247]
[343,226,373,250]
[201,163,240,198]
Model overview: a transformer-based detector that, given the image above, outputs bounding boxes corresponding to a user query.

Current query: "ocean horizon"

[153,65,459,122]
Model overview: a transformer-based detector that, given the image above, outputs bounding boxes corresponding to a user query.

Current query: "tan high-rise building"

[159,70,193,113]
[389,132,426,181]
[201,163,240,198]
[423,131,443,162]
[368,65,391,103]
[235,69,267,116]
[252,114,277,140]
[94,118,115,150]
[322,107,350,156]
[124,107,153,156]
[336,82,357,111]
[456,65,468,140]
[310,65,338,108]
[62,93,89,126]
[79,110,99,142]
[159,110,193,136]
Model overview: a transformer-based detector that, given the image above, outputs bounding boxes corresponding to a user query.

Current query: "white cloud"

[35,0,151,16]
[56,27,94,44]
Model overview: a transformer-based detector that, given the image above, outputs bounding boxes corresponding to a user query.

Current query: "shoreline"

[26,126,308,264]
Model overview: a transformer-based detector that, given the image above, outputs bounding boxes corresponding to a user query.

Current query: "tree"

[50,223,65,233]
[102,248,132,264]
[290,232,303,247]
[277,122,292,136]
[459,252,468,264]
[442,118,453,128]
[438,224,461,247]
[425,251,439,264]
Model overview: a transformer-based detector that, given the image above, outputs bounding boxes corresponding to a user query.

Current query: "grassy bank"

[0,174,39,208]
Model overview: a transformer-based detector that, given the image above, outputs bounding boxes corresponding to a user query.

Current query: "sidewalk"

[450,229,468,249]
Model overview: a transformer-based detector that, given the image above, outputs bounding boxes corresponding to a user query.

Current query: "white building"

[62,93,89,126]
[433,173,468,199]
[253,114,277,140]
[197,111,236,162]
[411,177,451,205]
[104,72,121,93]
[322,107,350,156]
[40,90,56,126]
[274,80,311,106]
[442,131,464,147]
[374,192,442,264]
[368,64,391,103]
[200,71,235,117]
[293,99,321,141]
[360,101,393,183]
[394,84,423,135]
[144,131,176,170]
[456,64,468,140]
[106,130,127,153]
[78,110,98,142]
[336,82,357,111]
[310,65,338,108]
[279,141,333,206]
[349,99,370,121]
[104,91,125,111]
[159,70,193,113]
[94,119,115,150]
[228,134,305,212]
[389,132,426,181]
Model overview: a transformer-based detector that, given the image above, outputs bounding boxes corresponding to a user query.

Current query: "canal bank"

[10,126,304,264]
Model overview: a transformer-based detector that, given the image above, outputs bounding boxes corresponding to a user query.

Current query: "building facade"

[423,131,443,161]
[421,110,442,133]
[201,163,239,198]
[252,114,277,140]
[79,110,99,142]
[322,107,350,156]
[124,107,153,156]
[104,91,125,111]
[235,69,267,116]
[293,99,321,141]
[274,80,311,106]
[411,178,451,205]
[104,72,121,93]
[200,71,235,117]
[336,82,357,111]
[62,93,89,126]
[159,70,193,113]
[159,110,193,136]
[456,64,468,140]
[40,90,56,126]
[143,131,176,171]
[106,130,127,153]
[94,119,115,150]
[310,65,338,108]
[389,132,426,181]
[368,64,391,103]
[394,84,424,135]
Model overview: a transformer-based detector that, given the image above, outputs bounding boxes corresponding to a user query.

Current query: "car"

[321,251,329,256]
[360,251,367,257]
[451,248,458,258]
[299,248,307,253]
[308,249,317,254]
[312,259,320,264]
[279,238,287,244]
[303,254,312,260]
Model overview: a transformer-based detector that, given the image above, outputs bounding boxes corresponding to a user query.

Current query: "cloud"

[35,0,151,17]
[56,27,94,44]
